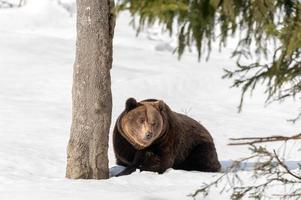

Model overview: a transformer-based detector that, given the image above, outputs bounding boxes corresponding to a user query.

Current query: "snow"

[0,0,300,199]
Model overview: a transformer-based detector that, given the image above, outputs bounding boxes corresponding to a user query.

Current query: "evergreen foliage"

[117,0,301,114]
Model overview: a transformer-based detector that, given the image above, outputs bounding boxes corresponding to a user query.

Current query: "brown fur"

[113,98,221,176]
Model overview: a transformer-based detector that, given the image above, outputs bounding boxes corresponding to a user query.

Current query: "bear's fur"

[113,98,221,176]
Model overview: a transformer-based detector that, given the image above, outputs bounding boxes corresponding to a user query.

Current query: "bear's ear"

[125,97,138,112]
[154,100,165,112]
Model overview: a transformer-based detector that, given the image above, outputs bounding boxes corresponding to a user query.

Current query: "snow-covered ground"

[0,0,300,199]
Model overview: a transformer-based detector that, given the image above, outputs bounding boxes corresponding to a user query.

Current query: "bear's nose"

[144,131,153,140]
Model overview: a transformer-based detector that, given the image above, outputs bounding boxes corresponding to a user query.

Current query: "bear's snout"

[144,131,153,140]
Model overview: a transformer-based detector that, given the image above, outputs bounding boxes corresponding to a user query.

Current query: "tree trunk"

[66,0,115,179]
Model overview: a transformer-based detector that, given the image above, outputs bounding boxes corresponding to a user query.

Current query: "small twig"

[288,112,301,124]
[189,173,227,198]
[228,133,301,146]
[273,150,301,180]
[0,0,25,8]
[0,0,13,7]
[273,193,301,198]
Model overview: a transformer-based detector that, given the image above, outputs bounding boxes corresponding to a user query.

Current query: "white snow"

[0,0,300,199]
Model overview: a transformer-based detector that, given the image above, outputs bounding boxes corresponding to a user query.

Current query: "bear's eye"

[150,122,156,126]
[138,118,145,123]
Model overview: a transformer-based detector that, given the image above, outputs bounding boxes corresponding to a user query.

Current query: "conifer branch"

[228,133,301,146]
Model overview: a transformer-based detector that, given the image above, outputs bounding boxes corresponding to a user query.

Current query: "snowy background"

[0,0,300,199]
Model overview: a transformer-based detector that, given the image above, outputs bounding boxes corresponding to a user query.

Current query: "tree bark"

[66,0,115,179]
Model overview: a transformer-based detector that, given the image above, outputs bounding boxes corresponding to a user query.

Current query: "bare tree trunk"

[66,0,115,179]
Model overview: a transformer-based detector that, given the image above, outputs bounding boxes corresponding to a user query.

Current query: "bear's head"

[119,98,167,150]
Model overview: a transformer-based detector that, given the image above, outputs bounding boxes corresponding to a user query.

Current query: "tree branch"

[228,133,301,146]
[273,150,301,180]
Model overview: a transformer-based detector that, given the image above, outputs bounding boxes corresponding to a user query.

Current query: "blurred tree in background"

[117,0,301,116]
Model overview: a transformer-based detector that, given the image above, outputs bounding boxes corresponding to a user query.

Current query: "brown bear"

[113,98,221,176]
